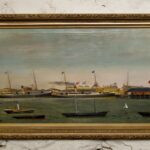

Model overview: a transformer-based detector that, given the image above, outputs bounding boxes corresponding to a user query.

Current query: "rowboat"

[4,103,34,114]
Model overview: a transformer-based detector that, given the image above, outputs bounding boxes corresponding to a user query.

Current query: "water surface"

[0,97,150,123]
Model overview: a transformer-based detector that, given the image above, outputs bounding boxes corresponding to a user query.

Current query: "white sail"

[123,103,128,109]
[16,104,20,110]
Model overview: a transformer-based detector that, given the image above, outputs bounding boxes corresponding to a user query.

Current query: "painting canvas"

[0,28,150,123]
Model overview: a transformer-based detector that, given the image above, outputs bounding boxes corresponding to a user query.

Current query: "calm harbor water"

[0,97,150,123]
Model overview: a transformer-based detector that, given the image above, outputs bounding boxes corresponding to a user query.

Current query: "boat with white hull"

[51,92,116,98]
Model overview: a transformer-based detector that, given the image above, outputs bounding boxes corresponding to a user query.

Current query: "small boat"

[0,90,51,98]
[138,112,150,117]
[4,109,34,114]
[123,103,128,109]
[62,111,108,117]
[13,115,45,119]
[61,71,108,118]
[4,104,34,114]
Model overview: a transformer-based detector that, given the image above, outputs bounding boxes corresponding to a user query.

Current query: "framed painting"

[0,14,150,139]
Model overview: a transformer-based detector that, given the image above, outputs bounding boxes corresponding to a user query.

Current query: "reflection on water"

[0,97,150,123]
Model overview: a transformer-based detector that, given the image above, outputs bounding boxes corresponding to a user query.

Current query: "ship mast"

[5,72,12,89]
[126,71,129,86]
[62,71,78,113]
[62,72,67,92]
[93,99,96,113]
[74,85,78,113]
[92,70,98,87]
[32,71,38,90]
[92,71,97,112]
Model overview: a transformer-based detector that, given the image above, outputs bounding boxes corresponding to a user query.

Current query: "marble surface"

[0,0,150,14]
[0,0,150,149]
[0,140,150,150]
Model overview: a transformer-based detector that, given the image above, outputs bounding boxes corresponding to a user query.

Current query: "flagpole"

[92,70,97,86]
[32,70,38,90]
[74,85,78,113]
[126,71,129,86]
[94,72,97,85]
[62,72,67,93]
[5,72,11,89]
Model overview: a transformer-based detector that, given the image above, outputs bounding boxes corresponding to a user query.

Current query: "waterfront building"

[127,87,150,99]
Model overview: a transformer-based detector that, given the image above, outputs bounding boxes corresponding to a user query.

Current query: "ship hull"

[13,115,45,119]
[4,109,34,114]
[62,111,108,117]
[0,91,51,98]
[51,93,116,98]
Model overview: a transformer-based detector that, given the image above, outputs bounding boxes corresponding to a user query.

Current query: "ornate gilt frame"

[0,14,150,139]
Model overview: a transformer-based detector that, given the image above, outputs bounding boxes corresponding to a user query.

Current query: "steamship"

[0,71,51,98]
[50,71,117,98]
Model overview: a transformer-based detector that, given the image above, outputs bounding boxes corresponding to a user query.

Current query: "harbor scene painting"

[0,28,150,123]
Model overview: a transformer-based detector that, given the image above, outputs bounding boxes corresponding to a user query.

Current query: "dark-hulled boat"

[13,115,45,119]
[60,71,110,118]
[62,93,108,117]
[0,90,51,98]
[138,112,150,117]
[62,111,108,117]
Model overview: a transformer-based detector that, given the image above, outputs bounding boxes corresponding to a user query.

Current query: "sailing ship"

[61,71,108,117]
[62,96,108,117]
[4,103,34,114]
[0,71,51,98]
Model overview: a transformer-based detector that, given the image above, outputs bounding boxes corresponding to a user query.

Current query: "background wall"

[0,0,150,149]
[0,0,150,13]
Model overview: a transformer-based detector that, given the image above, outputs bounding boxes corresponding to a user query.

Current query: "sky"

[0,28,150,89]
